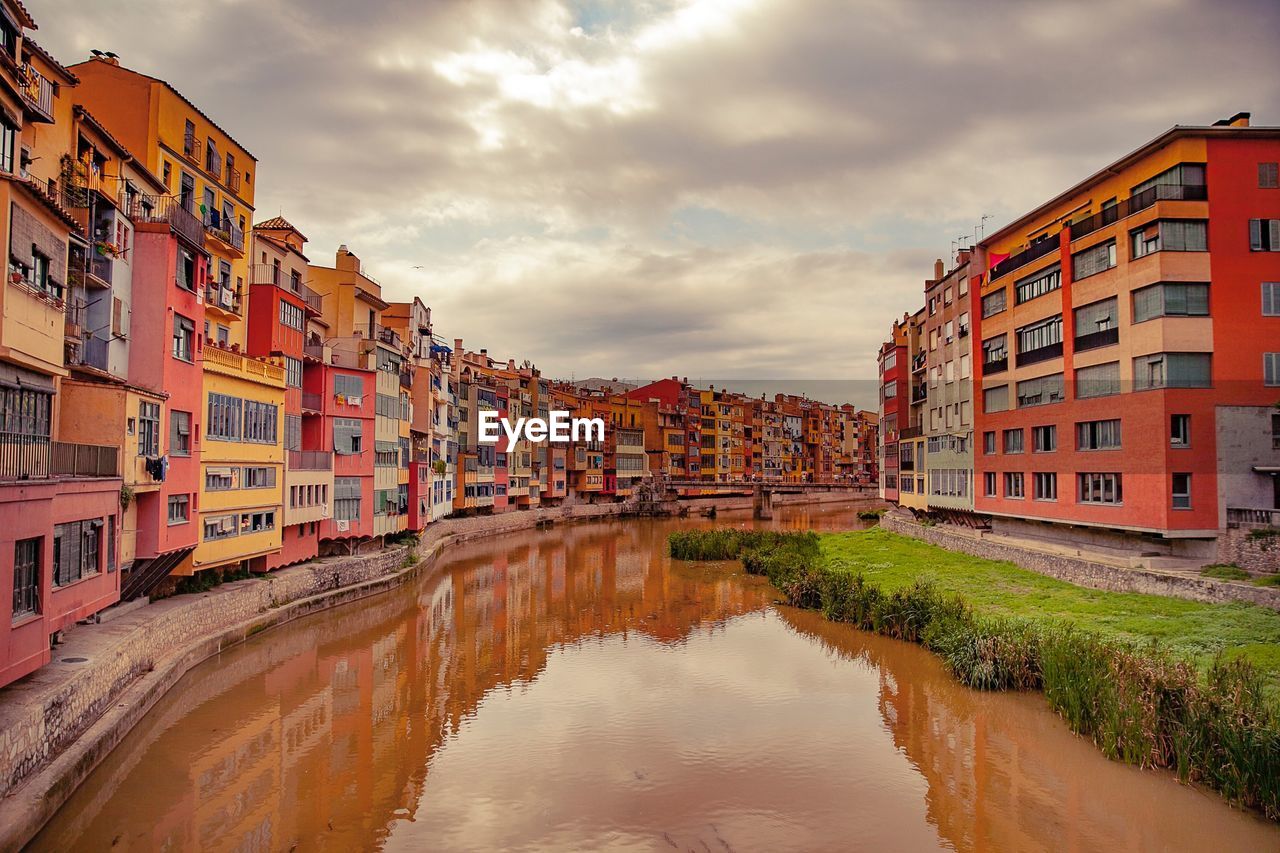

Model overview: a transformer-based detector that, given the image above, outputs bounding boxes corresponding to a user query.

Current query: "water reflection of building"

[37,520,772,851]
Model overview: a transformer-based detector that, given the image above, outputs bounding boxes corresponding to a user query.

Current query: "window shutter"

[112,297,123,336]
[1270,220,1280,251]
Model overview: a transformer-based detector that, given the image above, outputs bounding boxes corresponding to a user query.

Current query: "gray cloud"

[32,0,1280,381]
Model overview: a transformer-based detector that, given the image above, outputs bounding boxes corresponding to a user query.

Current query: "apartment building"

[970,114,1279,557]
[309,246,408,541]
[0,14,124,687]
[247,217,330,568]
[921,255,976,515]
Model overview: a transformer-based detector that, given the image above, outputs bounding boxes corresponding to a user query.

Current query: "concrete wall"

[1215,405,1280,527]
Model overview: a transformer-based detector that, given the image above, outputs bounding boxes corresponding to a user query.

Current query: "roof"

[66,58,258,162]
[72,104,130,158]
[254,215,308,242]
[254,230,310,263]
[9,1,36,31]
[23,38,77,83]
[1,172,83,233]
[982,122,1280,248]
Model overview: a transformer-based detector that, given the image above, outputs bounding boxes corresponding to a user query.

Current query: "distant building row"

[877,113,1280,565]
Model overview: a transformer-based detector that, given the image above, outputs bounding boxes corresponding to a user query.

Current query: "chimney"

[454,337,463,355]
[1212,111,1251,127]
[934,258,944,280]
[480,348,487,356]
[336,244,360,273]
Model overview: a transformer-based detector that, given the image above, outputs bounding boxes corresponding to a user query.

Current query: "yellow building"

[71,55,287,575]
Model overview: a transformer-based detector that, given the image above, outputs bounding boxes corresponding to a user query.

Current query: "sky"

[33,0,1280,389]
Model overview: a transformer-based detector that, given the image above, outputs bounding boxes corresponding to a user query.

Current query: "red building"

[311,363,375,548]
[971,116,1279,558]
[877,319,909,502]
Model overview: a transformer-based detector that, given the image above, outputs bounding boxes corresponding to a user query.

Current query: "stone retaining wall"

[881,514,1280,611]
[0,491,868,849]
[1216,525,1280,575]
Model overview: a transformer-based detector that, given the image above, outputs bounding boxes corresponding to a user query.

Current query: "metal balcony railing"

[990,236,1060,281]
[205,281,243,314]
[0,433,50,479]
[19,63,54,122]
[124,194,205,248]
[1015,341,1063,367]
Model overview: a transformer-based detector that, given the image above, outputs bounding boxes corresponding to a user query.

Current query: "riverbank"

[669,527,1280,820]
[0,491,874,850]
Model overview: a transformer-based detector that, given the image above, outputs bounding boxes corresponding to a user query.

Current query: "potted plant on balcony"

[95,240,120,258]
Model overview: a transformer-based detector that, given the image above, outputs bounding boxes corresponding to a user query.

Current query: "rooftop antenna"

[977,214,992,242]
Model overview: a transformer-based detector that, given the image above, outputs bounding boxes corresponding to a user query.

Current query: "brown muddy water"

[32,505,1280,851]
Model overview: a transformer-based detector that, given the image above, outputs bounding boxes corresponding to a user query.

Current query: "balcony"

[911,384,928,403]
[301,392,323,414]
[1074,327,1119,353]
[124,194,205,249]
[86,254,113,287]
[1015,341,1063,367]
[288,450,333,470]
[400,371,412,389]
[205,282,243,316]
[1069,184,1208,242]
[374,324,402,350]
[990,236,1060,281]
[203,214,245,254]
[19,63,54,123]
[911,352,927,373]
[303,341,329,363]
[983,356,1008,375]
[202,344,286,384]
[0,435,120,480]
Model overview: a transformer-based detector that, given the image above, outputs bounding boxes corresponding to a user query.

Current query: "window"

[981,335,1008,374]
[217,325,230,347]
[1072,240,1116,280]
[139,401,160,457]
[1133,352,1212,390]
[883,381,896,400]
[241,511,275,533]
[1033,472,1057,501]
[958,312,970,337]
[0,115,17,174]
[1261,162,1279,189]
[13,538,40,620]
[1004,472,1025,499]
[1273,413,1280,450]
[243,466,276,489]
[1016,315,1063,359]
[1003,429,1024,454]
[1077,419,1122,451]
[1032,425,1057,452]
[335,477,362,521]
[1250,219,1280,252]
[334,418,363,455]
[1015,265,1061,304]
[107,516,116,573]
[1131,163,1205,198]
[1075,361,1120,399]
[1079,473,1123,504]
[207,393,242,441]
[981,288,1007,318]
[169,410,191,456]
[1264,283,1280,317]
[1170,414,1190,448]
[172,314,194,361]
[1132,282,1209,323]
[176,247,197,291]
[959,353,971,379]
[284,356,303,388]
[279,300,304,331]
[1074,297,1119,350]
[1017,373,1064,408]
[243,400,279,444]
[1131,220,1207,258]
[285,414,301,452]
[53,519,102,586]
[0,388,54,441]
[1172,473,1192,509]
[983,385,1009,414]
[1266,353,1280,387]
[167,494,189,524]
[335,374,364,398]
[205,467,235,490]
[203,514,238,541]
[983,431,996,455]
[983,472,997,497]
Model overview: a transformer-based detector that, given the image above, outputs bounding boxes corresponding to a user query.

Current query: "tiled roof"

[22,38,78,84]
[254,215,308,242]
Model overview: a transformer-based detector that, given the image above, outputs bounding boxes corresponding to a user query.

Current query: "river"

[32,505,1280,851]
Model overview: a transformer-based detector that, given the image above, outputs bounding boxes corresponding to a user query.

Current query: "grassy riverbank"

[669,527,1280,820]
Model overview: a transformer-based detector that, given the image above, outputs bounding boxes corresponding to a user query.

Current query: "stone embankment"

[0,490,871,850]
[881,512,1280,611]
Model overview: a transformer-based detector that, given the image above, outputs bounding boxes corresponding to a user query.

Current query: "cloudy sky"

[34,0,1279,387]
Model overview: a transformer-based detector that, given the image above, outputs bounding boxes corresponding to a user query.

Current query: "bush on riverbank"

[668,527,1280,820]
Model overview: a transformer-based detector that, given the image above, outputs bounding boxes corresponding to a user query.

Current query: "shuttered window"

[334,417,363,455]
[1264,283,1280,316]
[1072,240,1116,280]
[1132,282,1209,322]
[1250,219,1280,251]
[1075,361,1120,399]
[1133,353,1212,390]
[983,385,1009,413]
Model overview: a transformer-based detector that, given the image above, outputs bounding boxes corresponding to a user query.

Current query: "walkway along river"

[32,506,1280,851]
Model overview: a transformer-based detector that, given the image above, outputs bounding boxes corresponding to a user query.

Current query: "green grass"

[1255,574,1280,588]
[821,528,1280,696]
[1201,564,1252,582]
